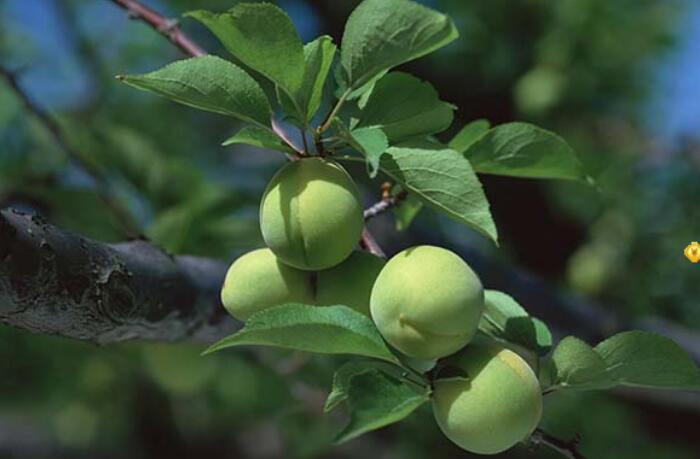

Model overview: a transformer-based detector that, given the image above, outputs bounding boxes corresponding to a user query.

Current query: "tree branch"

[109,0,206,57]
[0,64,139,236]
[359,228,386,258]
[364,190,408,221]
[0,208,237,344]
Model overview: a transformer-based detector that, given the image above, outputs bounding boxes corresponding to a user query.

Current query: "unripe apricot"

[370,246,484,359]
[316,251,385,316]
[432,346,543,455]
[259,158,363,271]
[220,248,313,321]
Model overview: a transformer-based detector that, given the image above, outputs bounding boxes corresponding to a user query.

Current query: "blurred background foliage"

[1,0,700,457]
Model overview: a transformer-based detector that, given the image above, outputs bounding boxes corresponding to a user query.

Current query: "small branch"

[110,0,206,57]
[359,227,385,258]
[364,188,408,221]
[529,429,587,459]
[0,64,139,236]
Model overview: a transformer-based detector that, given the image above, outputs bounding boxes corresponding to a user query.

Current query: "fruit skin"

[316,251,385,316]
[369,245,484,359]
[259,158,364,271]
[432,345,543,455]
[220,248,314,321]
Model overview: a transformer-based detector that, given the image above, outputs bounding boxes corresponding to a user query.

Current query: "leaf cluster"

[120,0,590,245]
[117,0,700,447]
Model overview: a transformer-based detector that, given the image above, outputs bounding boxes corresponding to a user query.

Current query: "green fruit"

[316,251,385,316]
[369,245,484,359]
[432,345,543,455]
[220,248,313,321]
[259,158,363,270]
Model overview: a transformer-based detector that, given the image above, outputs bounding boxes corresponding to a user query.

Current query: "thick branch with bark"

[0,208,236,344]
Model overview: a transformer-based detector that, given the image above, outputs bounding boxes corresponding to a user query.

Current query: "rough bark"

[0,208,237,344]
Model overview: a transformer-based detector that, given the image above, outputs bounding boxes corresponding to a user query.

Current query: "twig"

[110,0,206,57]
[359,227,385,258]
[0,64,139,236]
[529,429,587,459]
[364,189,408,221]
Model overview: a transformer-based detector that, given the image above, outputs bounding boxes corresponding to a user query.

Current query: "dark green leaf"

[356,72,454,142]
[119,55,271,127]
[222,126,294,153]
[479,290,552,355]
[334,369,430,443]
[325,361,389,413]
[595,331,700,390]
[188,4,305,98]
[204,304,400,364]
[341,0,458,89]
[449,119,490,153]
[378,143,497,242]
[464,122,586,180]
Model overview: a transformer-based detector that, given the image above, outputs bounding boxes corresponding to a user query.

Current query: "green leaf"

[449,119,490,154]
[378,143,497,242]
[341,0,458,90]
[297,36,337,124]
[479,290,552,356]
[119,56,272,127]
[204,304,400,364]
[187,4,305,98]
[547,331,700,392]
[332,119,388,178]
[334,63,387,102]
[222,126,294,153]
[351,127,389,178]
[594,331,700,390]
[334,369,430,443]
[394,193,423,231]
[547,336,613,390]
[464,122,586,180]
[279,36,337,126]
[356,72,454,142]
